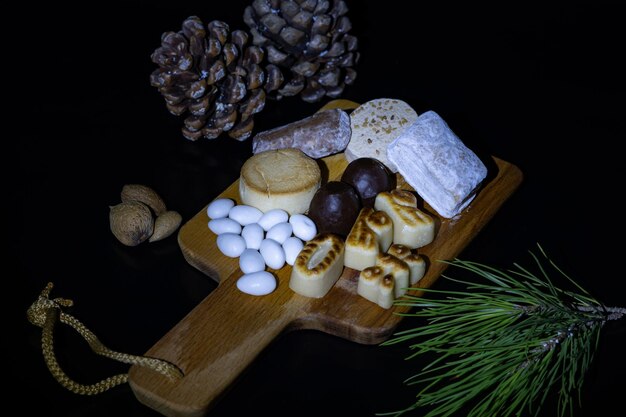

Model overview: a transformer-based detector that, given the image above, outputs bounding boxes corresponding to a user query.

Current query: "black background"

[11,1,625,416]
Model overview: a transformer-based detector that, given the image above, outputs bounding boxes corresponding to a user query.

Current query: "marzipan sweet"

[357,249,417,308]
[344,208,393,271]
[374,190,435,249]
[289,233,345,298]
[375,253,410,298]
[387,244,426,285]
[357,266,394,309]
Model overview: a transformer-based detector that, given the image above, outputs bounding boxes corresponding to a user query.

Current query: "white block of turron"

[387,111,488,218]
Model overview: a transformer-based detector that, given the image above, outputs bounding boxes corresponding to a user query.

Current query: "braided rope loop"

[27,282,183,395]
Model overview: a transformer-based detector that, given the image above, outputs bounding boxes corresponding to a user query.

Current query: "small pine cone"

[243,0,359,102]
[151,17,268,141]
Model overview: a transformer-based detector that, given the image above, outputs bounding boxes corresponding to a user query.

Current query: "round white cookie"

[345,98,418,173]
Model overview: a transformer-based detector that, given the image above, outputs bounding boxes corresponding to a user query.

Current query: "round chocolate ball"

[307,181,361,238]
[341,158,396,207]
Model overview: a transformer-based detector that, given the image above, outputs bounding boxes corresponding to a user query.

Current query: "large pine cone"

[243,0,358,102]
[150,18,276,141]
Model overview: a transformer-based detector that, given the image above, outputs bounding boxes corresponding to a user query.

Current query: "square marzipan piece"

[387,111,487,218]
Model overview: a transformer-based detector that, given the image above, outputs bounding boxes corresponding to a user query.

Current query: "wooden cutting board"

[128,99,523,417]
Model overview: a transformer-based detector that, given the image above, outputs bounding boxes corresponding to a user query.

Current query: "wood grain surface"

[128,100,523,417]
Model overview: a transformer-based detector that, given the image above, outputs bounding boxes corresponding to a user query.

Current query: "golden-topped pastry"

[366,210,393,252]
[374,190,435,249]
[357,251,412,309]
[387,244,426,285]
[357,266,395,309]
[344,208,393,271]
[289,233,345,298]
[375,253,410,298]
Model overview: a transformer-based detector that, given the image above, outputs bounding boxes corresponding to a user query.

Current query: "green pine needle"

[380,245,625,417]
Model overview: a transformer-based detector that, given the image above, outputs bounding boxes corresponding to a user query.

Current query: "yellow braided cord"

[42,308,129,395]
[58,310,183,378]
[28,282,183,395]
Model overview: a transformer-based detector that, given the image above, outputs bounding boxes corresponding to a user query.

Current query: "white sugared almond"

[216,233,246,258]
[282,236,304,266]
[206,194,320,297]
[207,198,235,219]
[236,271,277,296]
[239,249,266,274]
[289,214,317,241]
[266,222,293,244]
[229,204,263,226]
[259,238,286,270]
[241,223,264,249]
[258,208,289,231]
[289,234,345,298]
[208,217,242,235]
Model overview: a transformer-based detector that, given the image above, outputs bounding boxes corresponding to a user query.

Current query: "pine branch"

[380,245,625,417]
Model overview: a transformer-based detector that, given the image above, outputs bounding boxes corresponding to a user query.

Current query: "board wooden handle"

[128,269,304,417]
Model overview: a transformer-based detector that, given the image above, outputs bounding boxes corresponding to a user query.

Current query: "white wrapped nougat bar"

[387,111,487,218]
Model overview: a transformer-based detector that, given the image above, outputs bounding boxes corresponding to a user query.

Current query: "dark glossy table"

[12,2,624,416]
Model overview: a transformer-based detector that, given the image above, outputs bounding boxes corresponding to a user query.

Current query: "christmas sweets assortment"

[204,97,488,307]
[30,5,511,410]
[149,2,485,303]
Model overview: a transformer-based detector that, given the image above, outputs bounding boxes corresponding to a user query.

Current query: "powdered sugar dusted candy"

[387,111,487,218]
[251,109,351,159]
